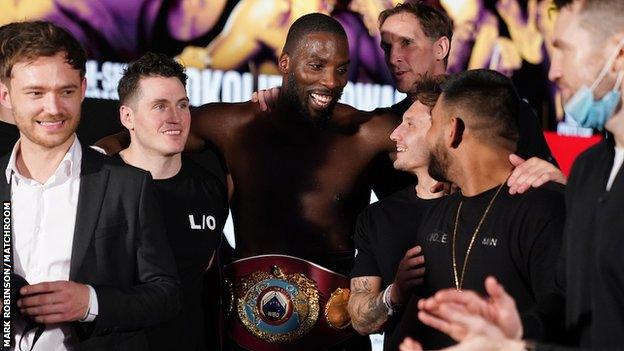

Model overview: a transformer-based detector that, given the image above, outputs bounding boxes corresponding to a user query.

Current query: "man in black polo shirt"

[114,52,228,351]
[386,70,565,350]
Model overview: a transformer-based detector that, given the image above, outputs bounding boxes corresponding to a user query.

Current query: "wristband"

[382,284,397,315]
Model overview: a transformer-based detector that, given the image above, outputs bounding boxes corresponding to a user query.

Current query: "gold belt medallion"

[233,265,320,343]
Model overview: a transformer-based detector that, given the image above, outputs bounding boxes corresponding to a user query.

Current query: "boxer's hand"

[508,154,566,194]
[251,87,280,112]
[18,281,90,324]
[391,246,425,305]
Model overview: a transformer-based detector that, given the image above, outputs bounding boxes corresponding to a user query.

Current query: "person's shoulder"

[567,138,610,182]
[181,155,225,186]
[520,182,565,199]
[84,146,148,176]
[574,138,609,166]
[192,101,263,128]
[193,100,257,118]
[333,103,399,137]
[510,182,565,213]
[366,185,436,215]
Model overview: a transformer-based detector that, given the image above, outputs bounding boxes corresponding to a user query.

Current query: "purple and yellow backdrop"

[1,0,560,143]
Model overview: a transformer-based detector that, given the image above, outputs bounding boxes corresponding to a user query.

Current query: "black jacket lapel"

[0,153,11,202]
[70,146,110,280]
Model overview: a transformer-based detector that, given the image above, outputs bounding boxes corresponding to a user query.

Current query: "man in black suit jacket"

[0,21,180,351]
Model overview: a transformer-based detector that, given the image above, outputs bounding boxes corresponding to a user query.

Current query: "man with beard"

[186,13,400,350]
[254,2,565,194]
[0,21,179,350]
[403,0,624,350]
[385,69,565,350]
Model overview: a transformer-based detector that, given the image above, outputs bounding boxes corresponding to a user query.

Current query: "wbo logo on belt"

[232,265,320,343]
[224,255,354,350]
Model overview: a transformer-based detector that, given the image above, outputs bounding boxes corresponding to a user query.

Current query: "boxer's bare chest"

[220,119,383,254]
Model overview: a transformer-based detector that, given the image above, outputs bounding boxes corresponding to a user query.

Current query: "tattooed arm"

[347,276,388,335]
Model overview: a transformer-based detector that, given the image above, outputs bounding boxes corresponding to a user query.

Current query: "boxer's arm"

[94,131,130,155]
[94,126,205,155]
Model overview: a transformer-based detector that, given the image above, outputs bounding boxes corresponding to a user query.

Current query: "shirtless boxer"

[94,12,393,350]
[98,12,407,350]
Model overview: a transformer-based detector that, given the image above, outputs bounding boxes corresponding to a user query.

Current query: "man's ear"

[278,52,291,75]
[0,81,12,110]
[119,105,135,131]
[434,36,451,63]
[448,116,465,149]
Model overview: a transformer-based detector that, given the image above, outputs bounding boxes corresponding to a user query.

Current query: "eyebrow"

[308,54,327,62]
[380,31,414,42]
[22,83,79,91]
[150,97,189,104]
[308,55,350,67]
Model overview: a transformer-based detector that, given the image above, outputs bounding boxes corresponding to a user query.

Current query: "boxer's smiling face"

[280,32,349,128]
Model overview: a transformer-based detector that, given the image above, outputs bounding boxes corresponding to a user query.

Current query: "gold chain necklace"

[452,182,506,291]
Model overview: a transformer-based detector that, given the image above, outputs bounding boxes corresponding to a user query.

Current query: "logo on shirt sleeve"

[189,214,217,230]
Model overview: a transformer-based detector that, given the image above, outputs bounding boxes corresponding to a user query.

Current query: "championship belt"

[223,254,355,351]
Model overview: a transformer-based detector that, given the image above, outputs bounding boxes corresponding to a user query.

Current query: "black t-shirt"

[351,185,439,286]
[387,183,565,350]
[118,155,228,351]
[351,185,440,349]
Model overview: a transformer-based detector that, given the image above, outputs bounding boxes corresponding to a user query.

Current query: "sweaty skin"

[189,101,401,271]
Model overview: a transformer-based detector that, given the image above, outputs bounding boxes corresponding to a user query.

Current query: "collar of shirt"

[4,136,82,187]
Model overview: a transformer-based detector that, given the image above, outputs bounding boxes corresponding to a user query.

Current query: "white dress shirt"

[6,137,97,351]
[607,147,624,191]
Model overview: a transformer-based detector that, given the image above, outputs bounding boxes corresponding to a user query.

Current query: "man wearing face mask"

[564,40,624,132]
[405,0,624,350]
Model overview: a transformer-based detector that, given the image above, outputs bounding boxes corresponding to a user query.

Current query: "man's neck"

[451,148,513,197]
[120,145,182,179]
[16,134,75,184]
[413,167,444,200]
[431,63,447,76]
[272,96,329,136]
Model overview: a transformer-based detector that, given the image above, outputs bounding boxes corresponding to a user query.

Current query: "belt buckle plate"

[234,265,320,343]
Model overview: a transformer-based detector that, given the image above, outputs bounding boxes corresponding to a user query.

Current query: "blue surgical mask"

[564,39,624,130]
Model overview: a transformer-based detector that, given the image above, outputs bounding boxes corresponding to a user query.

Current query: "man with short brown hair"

[0,21,179,351]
